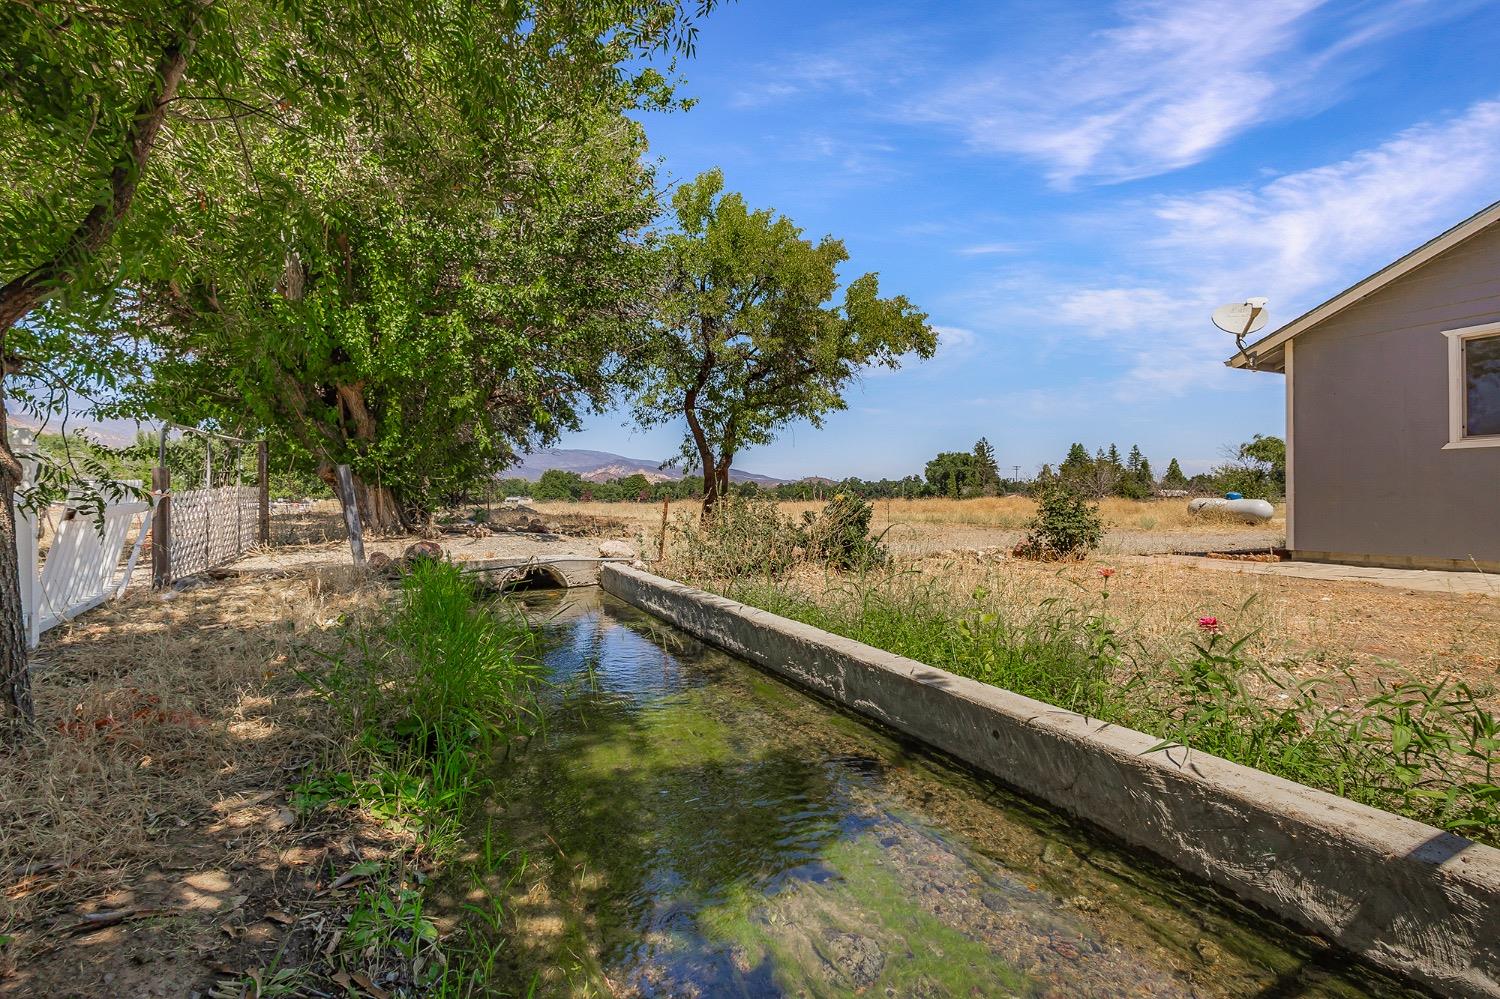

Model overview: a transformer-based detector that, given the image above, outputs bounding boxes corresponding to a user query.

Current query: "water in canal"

[463,588,1419,998]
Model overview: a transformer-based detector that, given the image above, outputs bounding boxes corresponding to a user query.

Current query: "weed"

[295,561,543,991]
[666,497,803,579]
[798,494,889,570]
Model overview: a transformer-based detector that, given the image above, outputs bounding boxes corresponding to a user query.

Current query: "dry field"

[534,495,1285,558]
[538,495,1494,701]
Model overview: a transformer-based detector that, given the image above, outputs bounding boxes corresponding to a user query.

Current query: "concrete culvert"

[503,565,570,591]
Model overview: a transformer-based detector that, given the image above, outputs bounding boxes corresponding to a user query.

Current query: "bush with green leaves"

[799,494,888,570]
[667,497,803,579]
[297,560,540,841]
[1015,484,1103,560]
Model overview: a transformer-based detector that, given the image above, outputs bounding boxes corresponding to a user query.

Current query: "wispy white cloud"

[866,323,979,380]
[729,34,923,109]
[956,242,1019,256]
[1150,98,1500,300]
[935,324,978,356]
[909,0,1460,186]
[953,97,1500,397]
[784,131,901,181]
[730,55,872,108]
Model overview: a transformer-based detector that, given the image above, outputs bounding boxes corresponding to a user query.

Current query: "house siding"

[1291,221,1500,569]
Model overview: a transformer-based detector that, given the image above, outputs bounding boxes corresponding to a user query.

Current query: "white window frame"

[1442,321,1500,450]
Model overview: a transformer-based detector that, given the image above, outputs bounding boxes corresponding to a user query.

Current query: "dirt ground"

[0,569,406,998]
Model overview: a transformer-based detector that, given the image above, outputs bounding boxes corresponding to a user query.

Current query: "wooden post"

[151,465,171,588]
[657,497,669,562]
[333,464,366,566]
[256,440,270,544]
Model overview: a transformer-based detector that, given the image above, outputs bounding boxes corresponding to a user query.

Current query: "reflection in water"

[477,589,1416,998]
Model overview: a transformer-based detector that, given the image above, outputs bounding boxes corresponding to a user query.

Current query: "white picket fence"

[9,430,157,651]
[15,497,155,649]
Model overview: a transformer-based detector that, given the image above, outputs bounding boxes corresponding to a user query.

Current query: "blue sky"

[559,0,1500,479]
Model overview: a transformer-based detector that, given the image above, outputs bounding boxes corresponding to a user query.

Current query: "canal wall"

[601,563,1500,999]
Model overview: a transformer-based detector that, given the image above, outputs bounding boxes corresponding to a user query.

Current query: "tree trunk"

[0,404,32,724]
[0,23,196,725]
[318,464,404,535]
[685,397,724,519]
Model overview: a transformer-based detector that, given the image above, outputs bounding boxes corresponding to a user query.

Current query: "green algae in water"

[461,590,1424,999]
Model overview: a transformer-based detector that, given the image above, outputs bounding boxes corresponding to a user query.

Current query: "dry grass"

[538,495,1282,530]
[0,567,402,995]
[534,496,1284,558]
[742,554,1500,709]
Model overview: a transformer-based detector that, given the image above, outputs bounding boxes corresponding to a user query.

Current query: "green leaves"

[638,169,936,509]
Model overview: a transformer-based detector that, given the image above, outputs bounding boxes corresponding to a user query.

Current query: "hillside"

[503,448,784,485]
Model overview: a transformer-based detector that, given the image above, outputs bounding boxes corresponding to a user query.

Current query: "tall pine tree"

[972,438,999,494]
[1163,458,1189,489]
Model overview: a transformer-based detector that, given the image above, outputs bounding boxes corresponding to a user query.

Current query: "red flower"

[1197,616,1221,634]
[1098,567,1115,578]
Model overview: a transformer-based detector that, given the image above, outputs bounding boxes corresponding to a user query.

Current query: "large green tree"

[132,102,663,530]
[634,169,935,514]
[0,0,715,719]
[1162,457,1189,490]
[925,451,976,498]
[1213,433,1286,498]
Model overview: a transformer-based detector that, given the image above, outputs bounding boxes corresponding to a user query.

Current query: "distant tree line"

[1034,436,1284,500]
[500,433,1287,505]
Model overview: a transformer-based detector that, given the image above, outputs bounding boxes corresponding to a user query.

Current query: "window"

[1445,322,1500,448]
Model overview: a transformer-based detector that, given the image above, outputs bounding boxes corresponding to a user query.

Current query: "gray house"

[1228,200,1500,572]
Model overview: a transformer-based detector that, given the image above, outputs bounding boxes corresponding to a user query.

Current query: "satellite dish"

[1212,298,1269,337]
[1212,298,1269,343]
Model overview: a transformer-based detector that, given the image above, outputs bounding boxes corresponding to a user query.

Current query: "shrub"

[667,497,802,579]
[799,494,888,570]
[1015,484,1103,560]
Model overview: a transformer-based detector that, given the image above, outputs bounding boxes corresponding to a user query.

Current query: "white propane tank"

[1187,497,1275,523]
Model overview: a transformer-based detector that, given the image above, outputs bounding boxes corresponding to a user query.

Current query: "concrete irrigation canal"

[450,584,1440,998]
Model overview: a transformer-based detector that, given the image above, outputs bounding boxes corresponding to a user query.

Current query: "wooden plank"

[333,464,366,566]
[257,441,270,544]
[151,466,171,588]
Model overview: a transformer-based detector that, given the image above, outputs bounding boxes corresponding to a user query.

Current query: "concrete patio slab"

[1152,555,1500,597]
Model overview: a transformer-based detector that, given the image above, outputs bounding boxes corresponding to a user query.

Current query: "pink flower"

[1197,616,1221,634]
[1098,567,1115,578]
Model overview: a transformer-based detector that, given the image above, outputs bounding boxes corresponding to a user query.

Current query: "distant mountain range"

[503,448,785,486]
[6,410,143,447]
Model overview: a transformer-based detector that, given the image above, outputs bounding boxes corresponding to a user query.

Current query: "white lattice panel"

[169,485,259,577]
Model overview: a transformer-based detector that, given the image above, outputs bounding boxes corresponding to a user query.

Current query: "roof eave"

[1220,198,1500,369]
[1225,344,1285,374]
